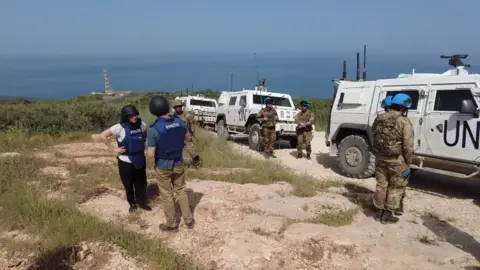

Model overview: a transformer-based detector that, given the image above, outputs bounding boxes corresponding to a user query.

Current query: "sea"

[0,52,478,100]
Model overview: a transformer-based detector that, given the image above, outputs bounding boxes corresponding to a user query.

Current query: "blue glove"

[401,169,411,178]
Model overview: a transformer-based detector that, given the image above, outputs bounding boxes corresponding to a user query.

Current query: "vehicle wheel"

[337,135,375,179]
[248,123,263,151]
[289,137,298,148]
[216,120,229,140]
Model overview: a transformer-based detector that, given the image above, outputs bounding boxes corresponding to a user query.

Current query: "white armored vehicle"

[326,48,480,179]
[215,79,303,150]
[174,95,218,129]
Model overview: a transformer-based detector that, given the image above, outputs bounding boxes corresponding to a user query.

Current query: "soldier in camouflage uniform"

[371,93,414,224]
[295,100,315,159]
[256,97,278,158]
[172,100,201,167]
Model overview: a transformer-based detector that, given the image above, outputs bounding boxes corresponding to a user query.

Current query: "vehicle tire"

[248,123,263,151]
[289,137,298,148]
[337,135,375,179]
[216,120,229,140]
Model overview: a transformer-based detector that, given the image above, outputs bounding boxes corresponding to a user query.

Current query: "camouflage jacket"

[372,110,414,164]
[256,108,278,128]
[173,111,195,133]
[295,109,315,132]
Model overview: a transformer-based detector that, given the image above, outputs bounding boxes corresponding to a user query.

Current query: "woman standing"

[94,105,151,213]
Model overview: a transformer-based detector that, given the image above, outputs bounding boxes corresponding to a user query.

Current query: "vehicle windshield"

[253,95,293,107]
[189,99,216,107]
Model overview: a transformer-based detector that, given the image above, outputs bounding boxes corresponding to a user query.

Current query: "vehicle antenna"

[356,52,360,81]
[362,45,367,81]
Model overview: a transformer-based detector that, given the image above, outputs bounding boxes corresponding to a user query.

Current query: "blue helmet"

[381,96,393,109]
[263,97,273,105]
[300,100,311,107]
[391,93,412,109]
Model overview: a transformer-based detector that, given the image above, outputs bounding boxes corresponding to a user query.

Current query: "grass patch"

[0,129,91,153]
[252,227,272,237]
[189,129,343,197]
[0,154,198,270]
[306,208,360,227]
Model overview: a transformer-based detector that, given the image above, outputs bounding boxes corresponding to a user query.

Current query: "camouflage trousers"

[262,127,276,153]
[155,164,193,228]
[182,139,197,164]
[373,163,409,213]
[297,131,313,154]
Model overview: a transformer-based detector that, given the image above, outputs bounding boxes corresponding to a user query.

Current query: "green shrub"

[0,89,333,134]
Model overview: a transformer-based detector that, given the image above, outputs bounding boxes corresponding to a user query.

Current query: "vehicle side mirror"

[460,99,479,117]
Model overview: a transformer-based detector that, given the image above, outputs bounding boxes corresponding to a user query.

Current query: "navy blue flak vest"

[150,117,186,161]
[118,118,146,169]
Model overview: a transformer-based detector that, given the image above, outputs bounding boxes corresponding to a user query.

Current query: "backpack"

[372,112,403,156]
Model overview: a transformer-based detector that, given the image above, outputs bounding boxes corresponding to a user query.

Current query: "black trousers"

[117,157,147,205]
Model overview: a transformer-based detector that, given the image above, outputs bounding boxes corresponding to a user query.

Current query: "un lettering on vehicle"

[443,120,480,149]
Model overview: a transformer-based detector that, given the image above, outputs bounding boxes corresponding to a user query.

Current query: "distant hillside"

[0,95,46,102]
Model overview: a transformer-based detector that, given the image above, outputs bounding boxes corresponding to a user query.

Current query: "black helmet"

[149,96,170,117]
[120,105,139,121]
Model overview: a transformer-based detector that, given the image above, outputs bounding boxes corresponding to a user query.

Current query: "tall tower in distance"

[104,68,113,94]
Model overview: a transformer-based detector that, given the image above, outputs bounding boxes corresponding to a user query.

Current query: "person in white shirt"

[94,105,151,213]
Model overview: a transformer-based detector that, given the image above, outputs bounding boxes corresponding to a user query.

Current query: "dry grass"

[189,129,343,197]
[418,235,440,246]
[0,125,348,269]
[0,135,198,270]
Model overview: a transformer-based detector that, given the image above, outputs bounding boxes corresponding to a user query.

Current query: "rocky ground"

[2,131,480,269]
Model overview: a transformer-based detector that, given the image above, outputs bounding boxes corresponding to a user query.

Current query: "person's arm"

[146,128,157,158]
[305,111,315,126]
[185,130,192,142]
[256,109,264,121]
[400,118,414,165]
[92,124,125,153]
[273,109,278,121]
[187,113,195,134]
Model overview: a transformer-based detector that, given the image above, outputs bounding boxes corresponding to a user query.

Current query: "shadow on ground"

[421,213,480,262]
[146,182,160,202]
[340,183,377,218]
[173,188,204,224]
[315,152,344,175]
[231,138,293,150]
[27,245,81,270]
[409,170,480,201]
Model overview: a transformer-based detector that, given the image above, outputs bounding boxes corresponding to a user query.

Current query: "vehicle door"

[226,96,238,125]
[382,87,427,156]
[422,85,480,163]
[237,95,248,126]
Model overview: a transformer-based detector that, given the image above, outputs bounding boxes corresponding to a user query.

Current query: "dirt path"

[229,131,480,269]
[12,132,480,269]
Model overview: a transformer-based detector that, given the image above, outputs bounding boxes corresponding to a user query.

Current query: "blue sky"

[1,0,479,56]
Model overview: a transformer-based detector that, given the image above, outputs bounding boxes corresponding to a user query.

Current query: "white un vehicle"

[215,79,304,150]
[326,48,480,179]
[174,95,218,129]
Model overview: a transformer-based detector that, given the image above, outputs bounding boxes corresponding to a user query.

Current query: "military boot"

[270,151,277,158]
[374,209,384,222]
[128,203,137,213]
[297,152,303,159]
[380,210,399,224]
[306,153,311,160]
[395,201,404,216]
[159,223,179,233]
